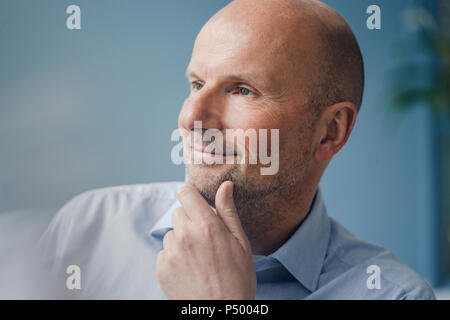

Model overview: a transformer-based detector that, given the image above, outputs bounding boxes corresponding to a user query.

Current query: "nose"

[178,86,224,132]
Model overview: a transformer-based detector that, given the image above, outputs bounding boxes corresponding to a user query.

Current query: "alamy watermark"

[366,265,381,290]
[65,4,381,31]
[66,264,81,290]
[170,121,279,176]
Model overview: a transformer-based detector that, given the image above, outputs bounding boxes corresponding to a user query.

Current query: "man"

[40,0,436,299]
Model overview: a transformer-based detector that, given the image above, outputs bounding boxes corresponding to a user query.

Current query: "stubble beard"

[185,142,313,237]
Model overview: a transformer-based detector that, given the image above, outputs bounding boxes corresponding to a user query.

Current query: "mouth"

[192,144,237,156]
[191,144,238,163]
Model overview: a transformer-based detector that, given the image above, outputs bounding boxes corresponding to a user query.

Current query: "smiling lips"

[192,144,237,156]
[190,144,238,164]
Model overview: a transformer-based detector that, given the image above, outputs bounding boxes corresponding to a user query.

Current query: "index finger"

[177,185,215,222]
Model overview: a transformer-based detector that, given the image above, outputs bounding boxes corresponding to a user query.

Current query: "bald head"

[200,0,365,115]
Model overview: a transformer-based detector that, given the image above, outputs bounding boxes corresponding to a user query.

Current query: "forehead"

[187,18,293,89]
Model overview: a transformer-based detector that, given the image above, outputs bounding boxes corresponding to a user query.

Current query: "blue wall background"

[0,1,439,285]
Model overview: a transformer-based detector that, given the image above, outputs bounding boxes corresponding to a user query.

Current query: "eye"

[232,86,253,96]
[191,81,204,91]
[238,87,252,96]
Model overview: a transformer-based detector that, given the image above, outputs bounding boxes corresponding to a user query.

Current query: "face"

[178,14,317,209]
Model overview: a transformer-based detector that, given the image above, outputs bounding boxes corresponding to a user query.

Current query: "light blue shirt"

[39,182,436,299]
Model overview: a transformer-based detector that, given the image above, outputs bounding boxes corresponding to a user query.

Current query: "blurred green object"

[390,6,450,117]
[389,2,450,285]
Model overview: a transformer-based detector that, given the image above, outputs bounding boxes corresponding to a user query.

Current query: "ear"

[314,102,357,162]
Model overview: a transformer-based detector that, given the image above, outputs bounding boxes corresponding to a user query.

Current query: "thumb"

[215,181,249,250]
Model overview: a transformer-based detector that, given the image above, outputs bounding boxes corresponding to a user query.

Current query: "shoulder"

[51,181,183,221]
[70,181,183,209]
[320,217,436,300]
[45,181,183,231]
[39,181,184,265]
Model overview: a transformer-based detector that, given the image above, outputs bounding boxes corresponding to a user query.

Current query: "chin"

[186,164,240,206]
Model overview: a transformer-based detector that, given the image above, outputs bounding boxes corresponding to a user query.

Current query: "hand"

[156,181,256,300]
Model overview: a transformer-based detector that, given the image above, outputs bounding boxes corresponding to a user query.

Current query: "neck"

[237,181,318,256]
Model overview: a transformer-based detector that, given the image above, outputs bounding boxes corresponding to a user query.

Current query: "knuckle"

[156,266,167,284]
[177,186,194,198]
[177,230,191,249]
[162,230,174,249]
[156,251,166,276]
[172,207,184,222]
[171,209,180,224]
[156,249,164,263]
[173,207,182,216]
[200,218,217,237]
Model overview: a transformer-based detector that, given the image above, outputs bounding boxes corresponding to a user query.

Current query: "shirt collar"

[148,198,180,238]
[271,187,330,292]
[149,186,330,293]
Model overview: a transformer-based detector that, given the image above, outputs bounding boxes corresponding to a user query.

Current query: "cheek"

[224,106,283,131]
[223,109,288,159]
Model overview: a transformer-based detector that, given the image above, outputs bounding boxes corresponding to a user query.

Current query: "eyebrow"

[185,68,267,90]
